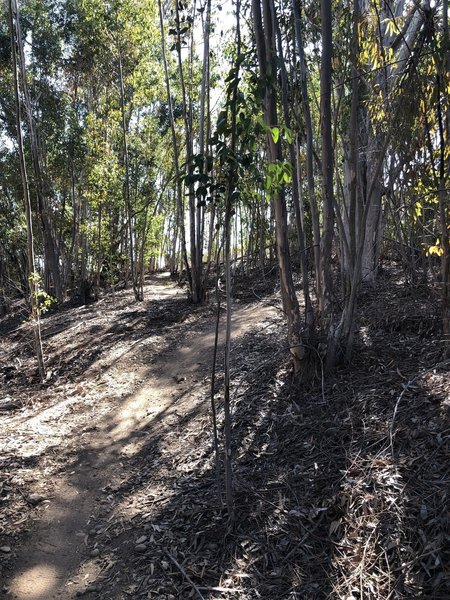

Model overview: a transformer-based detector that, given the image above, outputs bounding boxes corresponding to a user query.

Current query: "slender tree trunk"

[174,0,202,302]
[198,0,211,292]
[118,48,141,301]
[9,0,45,381]
[138,208,149,299]
[438,0,450,346]
[320,0,335,325]
[221,0,244,518]
[204,204,216,283]
[13,0,62,303]
[67,155,79,294]
[342,0,360,292]
[95,202,103,297]
[275,10,314,330]
[292,0,322,308]
[157,0,189,283]
[252,0,305,372]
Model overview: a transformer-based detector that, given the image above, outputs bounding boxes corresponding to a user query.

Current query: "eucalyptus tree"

[437,0,449,343]
[251,0,306,373]
[393,0,450,344]
[292,0,322,305]
[11,0,64,302]
[157,0,189,278]
[166,0,211,302]
[274,6,314,329]
[8,0,45,380]
[0,151,27,316]
[93,0,158,296]
[335,0,441,356]
[242,0,446,368]
[0,25,25,314]
[319,0,334,327]
[66,0,166,298]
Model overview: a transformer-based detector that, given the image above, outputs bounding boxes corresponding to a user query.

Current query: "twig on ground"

[164,550,206,600]
[198,586,241,593]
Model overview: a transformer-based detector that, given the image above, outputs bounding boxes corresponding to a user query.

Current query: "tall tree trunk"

[252,0,305,372]
[292,0,323,309]
[157,0,189,282]
[174,0,202,302]
[13,0,62,303]
[9,0,45,381]
[438,0,450,347]
[118,48,141,301]
[220,0,245,518]
[198,0,211,292]
[341,0,361,292]
[320,0,335,325]
[274,10,314,330]
[361,128,383,283]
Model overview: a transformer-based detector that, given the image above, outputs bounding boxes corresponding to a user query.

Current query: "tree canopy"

[1,0,449,370]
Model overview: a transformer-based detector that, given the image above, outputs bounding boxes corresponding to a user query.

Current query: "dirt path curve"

[2,275,277,599]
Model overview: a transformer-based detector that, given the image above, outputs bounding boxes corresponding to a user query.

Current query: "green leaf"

[283,126,293,144]
[283,171,292,183]
[271,127,280,144]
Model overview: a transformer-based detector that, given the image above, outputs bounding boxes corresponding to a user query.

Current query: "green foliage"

[29,272,55,315]
[1,0,447,314]
[265,161,292,194]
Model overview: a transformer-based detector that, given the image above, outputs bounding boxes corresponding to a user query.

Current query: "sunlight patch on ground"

[360,325,373,347]
[106,386,169,444]
[9,564,61,599]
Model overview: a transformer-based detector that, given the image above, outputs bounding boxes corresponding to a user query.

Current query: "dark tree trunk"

[252,0,305,373]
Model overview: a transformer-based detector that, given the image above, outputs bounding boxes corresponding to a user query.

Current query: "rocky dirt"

[0,270,449,599]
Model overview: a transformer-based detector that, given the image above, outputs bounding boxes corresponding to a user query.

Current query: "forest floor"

[0,267,449,600]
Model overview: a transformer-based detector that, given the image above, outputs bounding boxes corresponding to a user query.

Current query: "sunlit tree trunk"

[157,0,189,281]
[118,47,142,301]
[9,0,45,381]
[12,0,62,303]
[198,0,211,292]
[174,0,203,302]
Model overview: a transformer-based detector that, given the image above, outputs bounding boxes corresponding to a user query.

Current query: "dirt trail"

[1,275,277,599]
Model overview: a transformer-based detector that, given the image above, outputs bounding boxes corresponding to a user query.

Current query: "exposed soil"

[0,270,449,599]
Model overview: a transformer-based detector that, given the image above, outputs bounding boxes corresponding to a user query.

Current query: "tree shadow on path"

[2,274,449,599]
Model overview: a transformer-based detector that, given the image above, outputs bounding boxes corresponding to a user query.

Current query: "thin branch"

[164,551,205,600]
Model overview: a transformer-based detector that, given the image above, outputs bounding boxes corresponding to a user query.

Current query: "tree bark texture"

[252,0,305,372]
[9,0,46,381]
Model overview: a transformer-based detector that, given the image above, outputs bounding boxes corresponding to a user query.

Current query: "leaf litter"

[0,269,449,599]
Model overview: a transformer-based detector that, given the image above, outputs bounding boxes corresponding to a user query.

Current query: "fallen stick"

[198,586,241,593]
[164,550,205,600]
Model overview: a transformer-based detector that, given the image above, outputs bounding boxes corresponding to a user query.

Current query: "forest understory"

[0,266,449,600]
